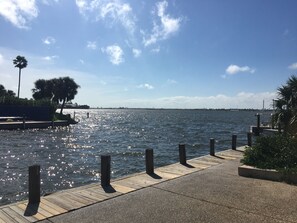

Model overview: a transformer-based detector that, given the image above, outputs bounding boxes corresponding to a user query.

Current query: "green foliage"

[32,77,80,114]
[242,135,297,173]
[0,84,16,97]
[54,113,77,124]
[274,75,297,134]
[0,96,57,119]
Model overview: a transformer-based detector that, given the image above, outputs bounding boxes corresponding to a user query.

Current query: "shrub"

[242,135,297,173]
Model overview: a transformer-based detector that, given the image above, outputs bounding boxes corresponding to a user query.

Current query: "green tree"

[32,79,55,100]
[0,84,16,97]
[13,55,28,98]
[53,77,80,114]
[274,75,297,134]
[32,77,80,114]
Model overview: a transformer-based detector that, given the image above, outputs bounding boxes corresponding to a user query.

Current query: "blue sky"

[0,0,297,109]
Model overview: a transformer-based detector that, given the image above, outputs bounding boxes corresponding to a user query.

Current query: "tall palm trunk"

[60,98,66,115]
[17,68,21,98]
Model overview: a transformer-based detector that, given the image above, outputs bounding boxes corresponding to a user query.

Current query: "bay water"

[0,109,272,205]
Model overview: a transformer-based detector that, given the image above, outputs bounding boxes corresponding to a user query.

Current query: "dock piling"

[23,116,26,129]
[101,155,111,186]
[232,134,237,150]
[29,165,40,204]
[145,149,154,175]
[210,138,215,156]
[247,132,252,147]
[179,144,187,165]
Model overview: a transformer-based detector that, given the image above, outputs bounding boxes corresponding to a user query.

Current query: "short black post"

[232,134,237,150]
[29,165,40,204]
[255,113,260,136]
[179,144,186,165]
[87,112,89,118]
[101,155,111,186]
[145,149,154,175]
[247,132,252,147]
[210,138,215,156]
[51,120,54,128]
[23,116,26,129]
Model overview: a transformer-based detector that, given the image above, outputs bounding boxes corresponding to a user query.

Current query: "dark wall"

[0,105,53,121]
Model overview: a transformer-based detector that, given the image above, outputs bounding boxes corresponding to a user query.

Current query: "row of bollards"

[28,133,253,204]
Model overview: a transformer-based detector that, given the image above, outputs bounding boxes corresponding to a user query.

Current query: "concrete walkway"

[40,150,297,223]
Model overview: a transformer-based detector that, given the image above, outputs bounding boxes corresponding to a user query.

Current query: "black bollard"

[247,132,252,147]
[29,165,40,204]
[255,113,260,136]
[210,138,215,156]
[232,134,237,150]
[179,144,186,165]
[101,155,111,186]
[145,149,154,175]
[23,116,26,130]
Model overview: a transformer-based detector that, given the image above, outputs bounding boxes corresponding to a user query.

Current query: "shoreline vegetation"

[241,75,297,180]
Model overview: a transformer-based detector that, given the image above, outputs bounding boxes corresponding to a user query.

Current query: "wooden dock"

[0,120,69,130]
[0,147,245,223]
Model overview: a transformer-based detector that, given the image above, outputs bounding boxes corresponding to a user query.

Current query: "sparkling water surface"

[0,109,271,205]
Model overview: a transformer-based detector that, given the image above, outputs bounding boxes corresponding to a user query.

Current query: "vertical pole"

[145,149,154,175]
[23,115,26,130]
[87,112,89,118]
[179,144,186,165]
[255,113,260,136]
[210,138,215,156]
[51,120,54,128]
[247,132,252,147]
[232,134,237,150]
[29,165,40,204]
[101,155,111,186]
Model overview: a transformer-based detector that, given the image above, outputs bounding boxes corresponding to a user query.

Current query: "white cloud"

[0,0,38,29]
[143,1,182,46]
[42,0,59,5]
[42,55,59,61]
[86,41,97,50]
[225,64,255,75]
[102,45,124,65]
[132,48,141,58]
[137,83,154,90]
[79,59,85,64]
[0,54,3,64]
[123,92,276,109]
[288,62,297,70]
[76,0,136,34]
[42,36,56,45]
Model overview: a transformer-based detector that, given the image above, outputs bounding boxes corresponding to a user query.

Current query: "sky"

[0,0,297,109]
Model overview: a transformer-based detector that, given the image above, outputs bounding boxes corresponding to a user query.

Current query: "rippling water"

[0,109,271,205]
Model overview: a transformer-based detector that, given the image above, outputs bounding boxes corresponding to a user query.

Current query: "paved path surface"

[38,149,297,223]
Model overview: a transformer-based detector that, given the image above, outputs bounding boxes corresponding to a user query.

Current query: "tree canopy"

[32,77,80,114]
[0,84,16,97]
[274,75,297,134]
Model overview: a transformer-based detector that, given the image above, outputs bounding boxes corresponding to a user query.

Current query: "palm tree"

[13,55,28,98]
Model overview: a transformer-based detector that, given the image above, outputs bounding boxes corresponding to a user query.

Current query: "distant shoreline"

[68,107,273,112]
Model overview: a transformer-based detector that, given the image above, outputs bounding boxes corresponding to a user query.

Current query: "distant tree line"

[0,85,16,97]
